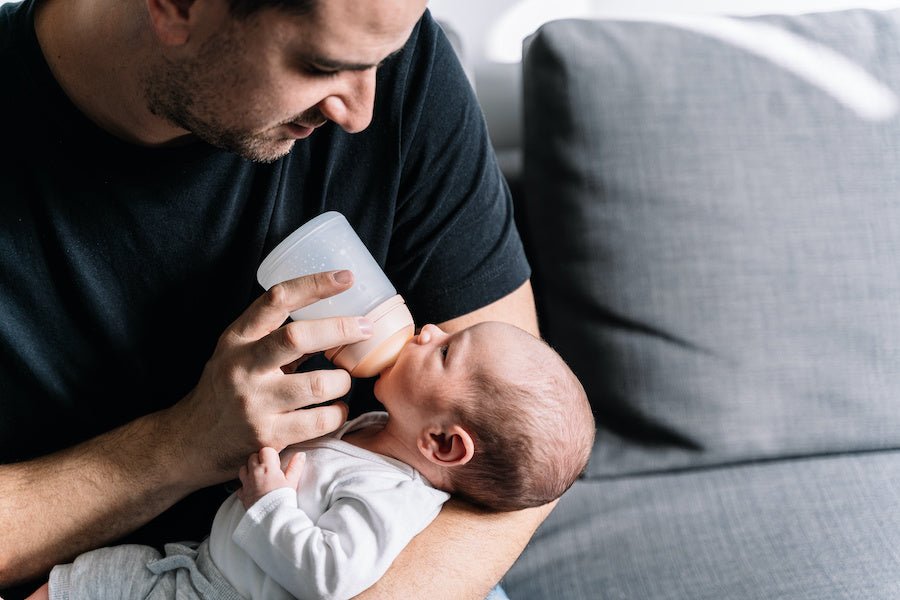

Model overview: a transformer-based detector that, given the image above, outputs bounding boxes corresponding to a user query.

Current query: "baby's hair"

[447,334,595,512]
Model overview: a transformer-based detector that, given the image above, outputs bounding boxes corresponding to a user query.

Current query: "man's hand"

[167,269,373,486]
[237,448,306,510]
[0,270,372,586]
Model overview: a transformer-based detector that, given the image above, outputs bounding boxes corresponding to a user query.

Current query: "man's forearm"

[0,273,377,587]
[358,498,555,599]
[0,406,196,586]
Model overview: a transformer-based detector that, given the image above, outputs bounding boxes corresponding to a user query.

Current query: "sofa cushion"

[520,9,900,477]
[504,449,900,599]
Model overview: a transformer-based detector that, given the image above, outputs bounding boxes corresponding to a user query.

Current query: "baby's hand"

[237,447,306,510]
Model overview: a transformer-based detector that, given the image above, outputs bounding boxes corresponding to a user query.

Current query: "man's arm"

[363,500,555,600]
[358,280,551,599]
[0,272,372,587]
[0,408,200,585]
[435,280,539,337]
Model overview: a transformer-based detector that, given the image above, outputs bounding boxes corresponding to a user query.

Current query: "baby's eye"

[440,345,449,360]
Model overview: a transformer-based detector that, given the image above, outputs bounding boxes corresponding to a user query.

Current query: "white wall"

[427,0,900,172]
[430,0,900,63]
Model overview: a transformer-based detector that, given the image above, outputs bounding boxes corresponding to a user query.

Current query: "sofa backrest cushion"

[521,9,900,477]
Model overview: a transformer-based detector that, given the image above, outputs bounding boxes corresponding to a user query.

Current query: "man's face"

[143,0,427,162]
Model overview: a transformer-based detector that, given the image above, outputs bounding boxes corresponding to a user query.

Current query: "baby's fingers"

[258,447,281,470]
[284,452,306,489]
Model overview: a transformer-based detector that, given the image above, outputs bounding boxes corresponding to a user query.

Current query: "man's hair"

[226,0,316,19]
[447,337,595,512]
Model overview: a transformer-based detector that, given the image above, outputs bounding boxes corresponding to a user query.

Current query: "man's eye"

[440,345,449,360]
[305,65,339,78]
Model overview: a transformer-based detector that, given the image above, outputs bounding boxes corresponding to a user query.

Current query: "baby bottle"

[256,211,415,378]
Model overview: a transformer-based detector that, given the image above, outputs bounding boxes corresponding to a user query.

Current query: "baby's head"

[375,321,595,511]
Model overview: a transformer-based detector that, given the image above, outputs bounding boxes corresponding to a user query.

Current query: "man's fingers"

[228,271,355,342]
[282,402,349,443]
[281,355,310,374]
[270,369,352,410]
[251,317,372,372]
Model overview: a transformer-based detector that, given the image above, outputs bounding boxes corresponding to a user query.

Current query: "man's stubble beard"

[141,32,294,163]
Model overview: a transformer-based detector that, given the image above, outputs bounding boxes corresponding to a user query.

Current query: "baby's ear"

[417,425,474,467]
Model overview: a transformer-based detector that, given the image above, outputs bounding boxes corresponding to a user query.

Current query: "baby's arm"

[234,452,447,600]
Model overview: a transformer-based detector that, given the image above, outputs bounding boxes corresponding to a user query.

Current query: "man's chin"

[233,139,296,163]
[200,131,296,163]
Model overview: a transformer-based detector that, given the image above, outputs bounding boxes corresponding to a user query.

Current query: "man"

[0,0,548,598]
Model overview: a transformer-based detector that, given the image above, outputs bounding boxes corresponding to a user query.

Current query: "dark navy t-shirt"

[0,1,528,593]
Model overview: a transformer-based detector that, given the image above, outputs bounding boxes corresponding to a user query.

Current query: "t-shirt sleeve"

[385,12,531,325]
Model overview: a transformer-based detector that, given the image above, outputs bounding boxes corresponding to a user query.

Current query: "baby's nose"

[416,324,441,344]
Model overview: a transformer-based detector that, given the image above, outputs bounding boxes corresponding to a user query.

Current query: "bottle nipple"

[324,295,415,378]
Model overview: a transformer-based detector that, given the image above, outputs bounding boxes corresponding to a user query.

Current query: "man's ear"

[146,0,197,46]
[417,425,475,467]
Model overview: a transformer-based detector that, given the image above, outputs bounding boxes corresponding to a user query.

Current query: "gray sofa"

[499,8,900,599]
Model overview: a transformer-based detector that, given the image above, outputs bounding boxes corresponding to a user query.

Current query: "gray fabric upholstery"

[520,10,900,477]
[505,450,900,599]
[510,9,900,598]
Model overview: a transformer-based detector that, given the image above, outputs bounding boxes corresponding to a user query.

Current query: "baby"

[31,321,595,600]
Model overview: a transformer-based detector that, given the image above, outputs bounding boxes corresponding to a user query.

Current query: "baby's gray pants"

[48,540,244,600]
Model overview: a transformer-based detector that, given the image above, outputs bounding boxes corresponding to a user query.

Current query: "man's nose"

[318,68,377,133]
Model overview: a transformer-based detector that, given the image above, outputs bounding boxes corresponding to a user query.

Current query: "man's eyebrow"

[307,47,405,72]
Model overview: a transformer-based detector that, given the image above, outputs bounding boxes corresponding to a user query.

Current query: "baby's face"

[375,324,467,416]
[374,322,522,416]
